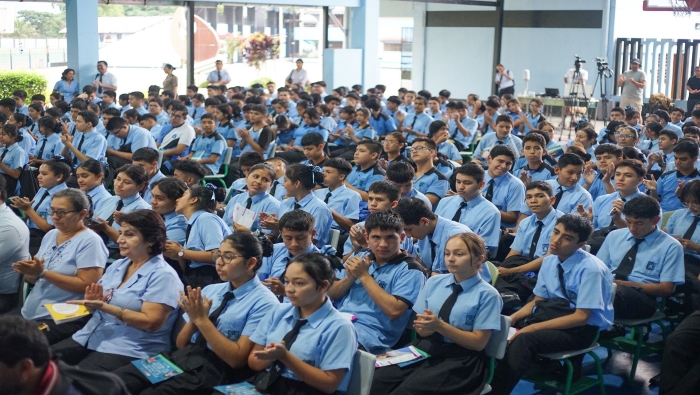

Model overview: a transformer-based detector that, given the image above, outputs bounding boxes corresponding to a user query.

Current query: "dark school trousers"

[36,315,92,345]
[660,310,700,395]
[52,337,136,372]
[614,284,658,320]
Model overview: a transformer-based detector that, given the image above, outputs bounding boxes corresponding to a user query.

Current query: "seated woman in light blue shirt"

[9,160,70,256]
[52,68,80,102]
[91,164,151,259]
[372,233,502,394]
[248,253,357,395]
[113,232,280,394]
[30,116,65,166]
[75,159,112,214]
[164,184,231,289]
[224,163,281,233]
[16,188,106,345]
[53,210,182,372]
[0,124,28,196]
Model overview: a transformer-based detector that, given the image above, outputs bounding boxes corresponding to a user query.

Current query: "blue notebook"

[131,354,183,384]
[214,382,267,394]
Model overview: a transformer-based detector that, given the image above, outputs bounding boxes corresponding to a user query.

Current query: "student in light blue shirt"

[395,198,473,275]
[518,98,546,135]
[647,130,678,176]
[426,96,443,121]
[191,94,206,123]
[73,160,110,214]
[249,253,357,394]
[0,124,28,195]
[399,96,433,144]
[372,232,502,394]
[128,92,147,116]
[105,116,158,173]
[223,163,281,233]
[185,114,226,175]
[597,195,685,319]
[383,96,406,126]
[315,158,361,232]
[54,210,182,371]
[239,104,274,159]
[666,181,700,296]
[328,106,359,152]
[30,116,65,164]
[264,157,288,202]
[436,164,501,255]
[584,144,622,201]
[512,133,556,183]
[472,114,522,163]
[588,159,645,231]
[479,97,501,135]
[345,140,387,202]
[330,211,426,355]
[649,139,700,212]
[449,101,479,149]
[8,113,36,157]
[478,144,525,228]
[148,177,188,248]
[493,214,613,395]
[411,138,449,208]
[366,98,397,137]
[61,111,107,170]
[429,121,463,163]
[131,147,165,204]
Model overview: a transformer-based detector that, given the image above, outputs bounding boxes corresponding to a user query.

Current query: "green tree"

[17,11,66,37]
[122,6,178,16]
[7,20,38,39]
[98,5,125,17]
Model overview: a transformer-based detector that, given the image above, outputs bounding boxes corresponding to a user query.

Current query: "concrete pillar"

[411,2,426,91]
[348,0,380,89]
[65,0,99,89]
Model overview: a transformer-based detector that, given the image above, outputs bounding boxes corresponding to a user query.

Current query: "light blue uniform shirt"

[31,133,64,160]
[592,190,642,230]
[521,179,592,215]
[143,171,165,204]
[71,130,107,168]
[418,216,473,273]
[250,299,357,391]
[369,113,397,136]
[120,104,132,116]
[0,143,27,174]
[163,211,188,245]
[342,221,417,257]
[666,208,700,259]
[258,243,319,281]
[106,125,157,152]
[657,169,700,211]
[414,167,449,202]
[512,162,556,182]
[185,210,232,269]
[185,277,279,350]
[383,108,406,126]
[223,191,280,233]
[511,209,563,258]
[587,172,614,202]
[191,105,205,122]
[335,250,426,354]
[438,141,462,162]
[19,129,36,158]
[414,273,502,343]
[449,117,478,148]
[86,184,112,214]
[331,120,358,148]
[435,195,501,253]
[346,163,386,192]
[521,113,545,134]
[293,125,329,147]
[21,229,107,320]
[314,185,362,230]
[240,125,272,156]
[482,171,525,228]
[27,183,68,230]
[72,255,182,358]
[134,106,148,116]
[191,133,226,174]
[402,112,433,143]
[320,116,338,132]
[483,111,501,134]
[278,193,333,247]
[663,123,683,136]
[156,111,170,126]
[0,203,30,294]
[403,187,432,209]
[96,194,151,249]
[473,133,523,162]
[270,175,287,202]
[534,249,614,330]
[149,124,163,140]
[597,227,685,285]
[53,80,80,102]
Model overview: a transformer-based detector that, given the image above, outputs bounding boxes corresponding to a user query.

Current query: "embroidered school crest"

[465,315,475,326]
[646,261,657,271]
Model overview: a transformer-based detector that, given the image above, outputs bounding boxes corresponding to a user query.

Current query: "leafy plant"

[239,32,280,71]
[0,71,47,98]
[249,77,274,88]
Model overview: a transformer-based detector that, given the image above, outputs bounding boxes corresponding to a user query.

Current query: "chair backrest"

[266,141,277,158]
[486,261,499,286]
[661,210,675,230]
[156,149,164,169]
[346,349,376,395]
[222,147,234,165]
[484,315,511,359]
[330,229,341,252]
[611,282,617,305]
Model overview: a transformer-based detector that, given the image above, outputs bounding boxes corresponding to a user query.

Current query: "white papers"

[508,327,518,340]
[232,203,256,229]
[375,346,425,368]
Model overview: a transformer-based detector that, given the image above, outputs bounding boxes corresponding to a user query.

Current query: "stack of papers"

[232,203,257,229]
[44,303,90,324]
[375,346,429,368]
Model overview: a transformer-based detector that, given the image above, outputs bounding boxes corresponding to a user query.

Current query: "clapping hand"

[177,286,212,324]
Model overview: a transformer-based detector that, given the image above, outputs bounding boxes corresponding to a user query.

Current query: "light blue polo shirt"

[156,111,169,126]
[258,243,319,281]
[223,191,280,233]
[278,193,332,247]
[106,125,157,152]
[511,162,556,182]
[71,130,107,168]
[402,112,433,143]
[346,163,386,192]
[320,116,338,132]
[449,117,478,148]
[382,108,406,126]
[473,133,522,162]
[587,172,614,202]
[597,227,685,285]
[27,183,68,230]
[511,208,563,258]
[369,113,397,136]
[534,249,614,330]
[293,124,329,147]
[149,124,163,140]
[592,190,643,230]
[666,208,700,259]
[163,211,188,245]
[86,184,112,215]
[314,185,361,230]
[250,298,357,392]
[96,194,151,249]
[240,125,272,156]
[521,113,545,134]
[191,105,205,122]
[335,250,426,354]
[186,277,279,350]
[418,216,473,273]
[143,171,165,204]
[31,133,64,160]
[21,229,107,320]
[191,133,226,174]
[438,141,462,162]
[435,194,501,253]
[481,171,525,228]
[414,167,449,202]
[403,187,433,209]
[0,143,27,174]
[53,80,79,102]
[414,273,502,343]
[185,209,232,269]
[657,169,700,211]
[521,179,592,216]
[72,254,182,358]
[341,221,416,257]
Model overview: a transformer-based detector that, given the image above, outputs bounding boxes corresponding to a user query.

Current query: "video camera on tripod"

[574,55,586,71]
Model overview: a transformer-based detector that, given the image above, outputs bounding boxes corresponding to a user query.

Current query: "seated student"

[502,98,522,134]
[518,98,546,135]
[410,137,449,207]
[647,129,678,177]
[582,143,621,201]
[131,147,165,203]
[379,131,414,168]
[330,210,426,355]
[384,96,406,126]
[138,113,162,140]
[491,214,613,395]
[386,161,431,206]
[223,163,280,233]
[683,124,700,144]
[345,140,387,201]
[512,133,556,183]
[640,121,662,154]
[60,110,107,171]
[448,100,479,150]
[395,197,473,275]
[127,91,148,115]
[299,132,329,167]
[75,159,112,213]
[148,176,188,245]
[579,159,645,231]
[670,106,686,129]
[568,126,598,162]
[239,103,274,159]
[397,96,433,144]
[597,195,684,319]
[273,114,298,149]
[9,160,70,256]
[8,113,37,156]
[27,103,44,137]
[472,114,523,164]
[248,253,357,395]
[114,232,279,394]
[229,151,265,191]
[0,124,28,196]
[478,97,501,135]
[372,232,502,395]
[261,164,332,247]
[597,108,625,143]
[646,139,700,212]
[122,109,141,126]
[436,164,500,255]
[427,96,442,120]
[264,156,288,202]
[147,98,169,126]
[478,145,525,229]
[315,158,361,232]
[428,121,463,164]
[29,116,64,166]
[163,184,231,289]
[328,106,359,156]
[172,159,207,188]
[104,116,157,176]
[178,113,225,176]
[277,109,329,164]
[664,179,700,295]
[158,103,196,170]
[334,108,377,161]
[366,98,397,137]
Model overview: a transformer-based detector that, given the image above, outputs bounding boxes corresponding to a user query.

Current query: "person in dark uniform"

[685,65,700,114]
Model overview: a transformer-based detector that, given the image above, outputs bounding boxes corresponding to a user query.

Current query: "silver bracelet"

[38,268,48,279]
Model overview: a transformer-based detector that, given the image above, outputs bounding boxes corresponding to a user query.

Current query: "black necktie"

[648,140,653,150]
[324,192,332,204]
[294,202,301,210]
[195,292,235,347]
[613,238,644,281]
[15,108,19,113]
[97,73,103,94]
[37,138,48,159]
[429,239,437,270]
[484,179,495,202]
[528,221,544,260]
[261,318,308,388]
[106,200,124,226]
[217,70,221,81]
[0,148,7,161]
[270,181,278,196]
[438,283,463,322]
[451,201,468,222]
[33,191,49,211]
[411,115,418,129]
[185,224,192,244]
[557,264,573,302]
[76,134,85,152]
[245,197,253,209]
[552,187,565,210]
[683,216,700,240]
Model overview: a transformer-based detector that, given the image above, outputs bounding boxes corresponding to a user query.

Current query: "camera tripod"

[592,63,613,126]
[558,66,589,141]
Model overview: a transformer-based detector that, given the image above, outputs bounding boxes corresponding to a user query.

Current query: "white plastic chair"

[480,315,511,394]
[330,229,341,252]
[346,349,376,395]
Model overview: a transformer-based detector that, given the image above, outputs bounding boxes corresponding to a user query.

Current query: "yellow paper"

[44,303,90,324]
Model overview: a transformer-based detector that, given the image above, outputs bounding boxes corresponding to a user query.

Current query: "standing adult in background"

[686,66,700,114]
[162,64,178,95]
[494,64,515,97]
[93,61,118,102]
[206,60,231,85]
[286,58,309,89]
[617,58,646,113]
[52,69,80,103]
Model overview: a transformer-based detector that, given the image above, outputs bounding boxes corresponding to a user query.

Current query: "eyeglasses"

[169,113,185,120]
[614,133,635,139]
[48,209,79,218]
[411,146,433,152]
[212,250,243,265]
[683,202,700,210]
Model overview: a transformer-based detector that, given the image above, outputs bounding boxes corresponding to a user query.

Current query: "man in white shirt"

[0,177,30,313]
[564,62,589,86]
[93,61,118,101]
[206,60,231,85]
[495,63,515,97]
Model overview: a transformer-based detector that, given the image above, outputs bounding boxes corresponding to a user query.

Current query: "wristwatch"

[178,249,185,258]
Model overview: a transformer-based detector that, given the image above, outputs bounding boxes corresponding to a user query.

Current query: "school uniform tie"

[76,134,85,152]
[557,264,572,302]
[262,318,308,387]
[97,73,104,94]
[528,221,544,260]
[411,115,418,129]
[484,179,495,202]
[683,216,700,240]
[185,224,192,244]
[0,148,7,161]
[33,191,49,211]
[245,197,253,210]
[324,191,332,204]
[194,291,235,347]
[613,238,644,281]
[648,140,653,150]
[451,201,468,222]
[270,181,279,196]
[293,201,301,210]
[36,138,48,160]
[429,239,437,267]
[552,187,565,210]
[106,200,124,226]
[217,70,222,82]
[438,283,463,323]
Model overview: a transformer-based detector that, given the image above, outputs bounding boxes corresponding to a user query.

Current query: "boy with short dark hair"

[180,113,225,175]
[172,160,207,188]
[646,139,700,211]
[398,96,433,143]
[472,114,523,164]
[448,100,478,150]
[479,97,501,135]
[410,137,449,207]
[315,157,362,232]
[264,156,288,201]
[132,147,165,202]
[480,144,525,228]
[12,89,28,115]
[385,161,432,207]
[299,132,329,167]
[345,140,386,201]
[512,133,556,182]
[239,103,273,158]
[647,129,679,175]
[670,106,685,129]
[583,143,622,201]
